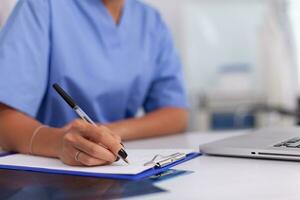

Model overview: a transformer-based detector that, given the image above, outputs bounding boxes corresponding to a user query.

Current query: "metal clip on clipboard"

[144,152,187,168]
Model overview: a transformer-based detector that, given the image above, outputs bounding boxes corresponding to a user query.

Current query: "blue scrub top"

[0,0,187,127]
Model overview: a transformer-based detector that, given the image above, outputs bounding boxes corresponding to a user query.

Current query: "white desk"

[125,131,300,200]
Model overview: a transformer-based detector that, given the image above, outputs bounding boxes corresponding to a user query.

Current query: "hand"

[58,119,122,166]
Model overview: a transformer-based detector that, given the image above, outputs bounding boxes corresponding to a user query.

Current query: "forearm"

[0,105,125,166]
[0,106,63,157]
[106,107,188,140]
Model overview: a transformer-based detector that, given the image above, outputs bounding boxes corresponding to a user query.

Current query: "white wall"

[145,0,300,130]
[289,0,300,92]
[144,0,267,94]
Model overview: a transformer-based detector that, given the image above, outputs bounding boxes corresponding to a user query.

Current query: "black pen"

[52,83,129,164]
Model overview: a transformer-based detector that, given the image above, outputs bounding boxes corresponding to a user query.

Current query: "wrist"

[105,122,131,140]
[32,126,65,158]
[29,125,49,154]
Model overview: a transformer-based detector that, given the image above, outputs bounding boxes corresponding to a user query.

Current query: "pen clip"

[144,152,186,168]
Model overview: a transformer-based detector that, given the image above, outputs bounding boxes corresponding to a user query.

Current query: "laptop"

[199,127,300,161]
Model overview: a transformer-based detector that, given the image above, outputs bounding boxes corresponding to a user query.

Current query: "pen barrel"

[53,84,77,108]
[74,106,97,126]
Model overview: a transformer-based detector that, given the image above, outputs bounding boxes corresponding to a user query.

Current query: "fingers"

[59,120,124,166]
[75,151,109,166]
[112,134,121,144]
[61,140,110,166]
[70,120,123,155]
[71,134,117,163]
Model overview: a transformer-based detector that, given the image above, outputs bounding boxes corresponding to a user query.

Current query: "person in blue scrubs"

[0,0,188,166]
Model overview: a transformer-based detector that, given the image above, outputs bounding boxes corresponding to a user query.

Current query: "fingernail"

[115,157,120,162]
[118,148,128,159]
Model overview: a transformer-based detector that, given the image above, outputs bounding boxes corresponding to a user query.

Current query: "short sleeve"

[143,14,188,113]
[0,0,50,117]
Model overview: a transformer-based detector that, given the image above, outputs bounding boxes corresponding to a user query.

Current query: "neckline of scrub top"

[84,0,130,49]
[97,0,129,31]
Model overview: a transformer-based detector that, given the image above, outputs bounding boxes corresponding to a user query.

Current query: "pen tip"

[124,158,129,164]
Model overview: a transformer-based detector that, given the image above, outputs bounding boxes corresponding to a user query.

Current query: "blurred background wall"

[1,0,300,132]
[144,0,300,132]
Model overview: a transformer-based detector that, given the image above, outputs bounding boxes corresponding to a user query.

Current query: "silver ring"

[75,151,81,162]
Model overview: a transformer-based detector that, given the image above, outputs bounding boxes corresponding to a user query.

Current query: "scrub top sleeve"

[0,0,50,118]
[144,15,188,113]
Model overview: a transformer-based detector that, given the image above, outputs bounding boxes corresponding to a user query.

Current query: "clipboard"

[0,150,200,180]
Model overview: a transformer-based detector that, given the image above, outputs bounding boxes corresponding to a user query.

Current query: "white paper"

[0,149,194,175]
